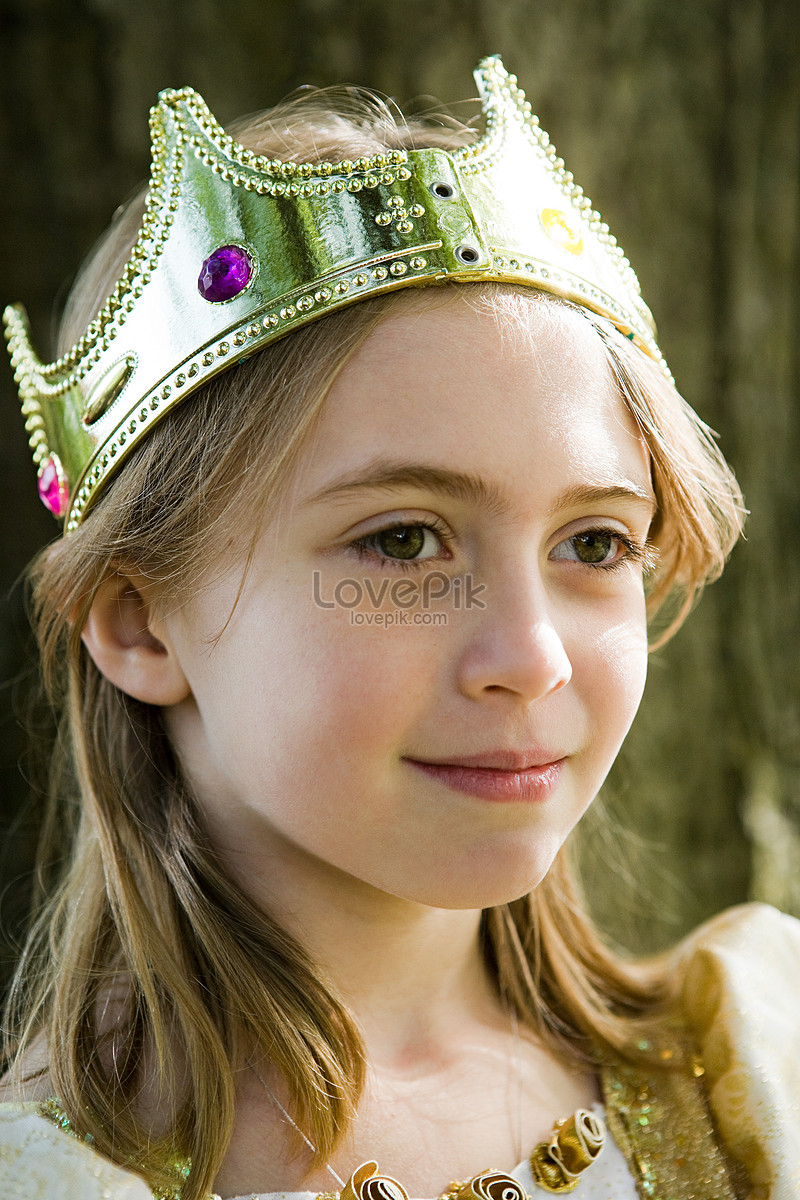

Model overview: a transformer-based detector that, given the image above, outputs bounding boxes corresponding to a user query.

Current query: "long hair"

[3,86,744,1200]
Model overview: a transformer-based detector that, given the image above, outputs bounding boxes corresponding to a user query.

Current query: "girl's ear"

[80,571,191,705]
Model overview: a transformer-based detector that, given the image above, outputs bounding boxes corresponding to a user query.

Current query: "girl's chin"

[384,862,558,911]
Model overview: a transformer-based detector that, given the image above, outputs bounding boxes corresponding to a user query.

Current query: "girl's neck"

[213,839,602,1199]
[216,820,501,1060]
[277,869,498,1063]
[321,908,502,1067]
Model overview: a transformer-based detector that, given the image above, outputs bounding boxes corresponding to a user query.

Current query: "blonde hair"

[4,86,744,1200]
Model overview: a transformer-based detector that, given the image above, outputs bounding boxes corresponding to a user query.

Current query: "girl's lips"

[404,757,565,802]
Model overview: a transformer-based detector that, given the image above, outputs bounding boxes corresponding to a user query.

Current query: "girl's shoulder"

[678,895,800,948]
[0,1099,154,1200]
[671,899,800,1016]
[670,902,800,1195]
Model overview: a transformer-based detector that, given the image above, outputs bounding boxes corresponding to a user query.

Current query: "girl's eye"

[350,519,451,571]
[550,528,645,571]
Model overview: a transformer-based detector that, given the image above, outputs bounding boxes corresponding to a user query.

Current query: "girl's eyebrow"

[301,459,656,519]
[302,460,512,517]
[554,482,657,518]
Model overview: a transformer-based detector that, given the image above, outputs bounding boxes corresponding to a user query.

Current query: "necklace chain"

[508,1004,523,1166]
[247,1060,348,1190]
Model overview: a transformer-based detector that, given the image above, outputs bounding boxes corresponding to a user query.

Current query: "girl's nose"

[455,572,573,704]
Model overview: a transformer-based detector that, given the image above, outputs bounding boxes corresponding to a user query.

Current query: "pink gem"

[197,244,254,302]
[37,455,69,518]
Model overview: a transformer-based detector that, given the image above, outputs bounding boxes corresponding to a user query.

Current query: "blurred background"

[1,0,798,996]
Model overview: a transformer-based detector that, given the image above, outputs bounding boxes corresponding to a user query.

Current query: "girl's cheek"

[590,612,649,707]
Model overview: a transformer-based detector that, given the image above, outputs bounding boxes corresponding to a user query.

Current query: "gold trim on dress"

[601,1042,751,1199]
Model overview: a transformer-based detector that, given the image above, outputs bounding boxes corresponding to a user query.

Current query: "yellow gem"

[540,208,584,255]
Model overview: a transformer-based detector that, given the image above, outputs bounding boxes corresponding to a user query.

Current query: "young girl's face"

[161,293,654,913]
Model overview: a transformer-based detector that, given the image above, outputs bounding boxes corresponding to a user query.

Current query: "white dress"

[1,904,799,1199]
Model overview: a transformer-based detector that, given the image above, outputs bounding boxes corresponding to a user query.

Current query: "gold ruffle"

[341,1161,410,1200]
[529,1108,606,1193]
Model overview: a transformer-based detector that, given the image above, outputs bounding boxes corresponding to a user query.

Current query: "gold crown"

[4,56,666,533]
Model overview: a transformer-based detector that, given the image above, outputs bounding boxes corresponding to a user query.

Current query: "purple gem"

[197,245,254,303]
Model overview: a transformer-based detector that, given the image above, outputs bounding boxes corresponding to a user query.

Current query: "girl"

[2,56,798,1200]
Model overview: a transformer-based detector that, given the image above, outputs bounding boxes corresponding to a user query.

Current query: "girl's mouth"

[403,758,565,802]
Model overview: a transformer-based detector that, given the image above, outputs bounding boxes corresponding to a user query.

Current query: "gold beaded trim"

[33,116,185,383]
[38,1098,203,1200]
[601,1047,750,1199]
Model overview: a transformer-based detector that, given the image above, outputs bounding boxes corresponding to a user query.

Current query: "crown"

[4,56,668,533]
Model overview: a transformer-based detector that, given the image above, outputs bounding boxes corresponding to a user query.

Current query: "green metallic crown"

[4,56,665,533]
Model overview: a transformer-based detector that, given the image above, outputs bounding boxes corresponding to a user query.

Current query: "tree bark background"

[1,0,798,986]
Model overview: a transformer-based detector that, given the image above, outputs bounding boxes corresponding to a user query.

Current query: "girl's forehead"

[360,286,603,362]
[333,291,616,413]
[287,292,650,513]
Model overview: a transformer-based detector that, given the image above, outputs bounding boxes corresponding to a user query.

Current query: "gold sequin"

[601,1040,750,1199]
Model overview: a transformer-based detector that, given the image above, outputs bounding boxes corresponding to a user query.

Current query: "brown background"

[1,0,798,990]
